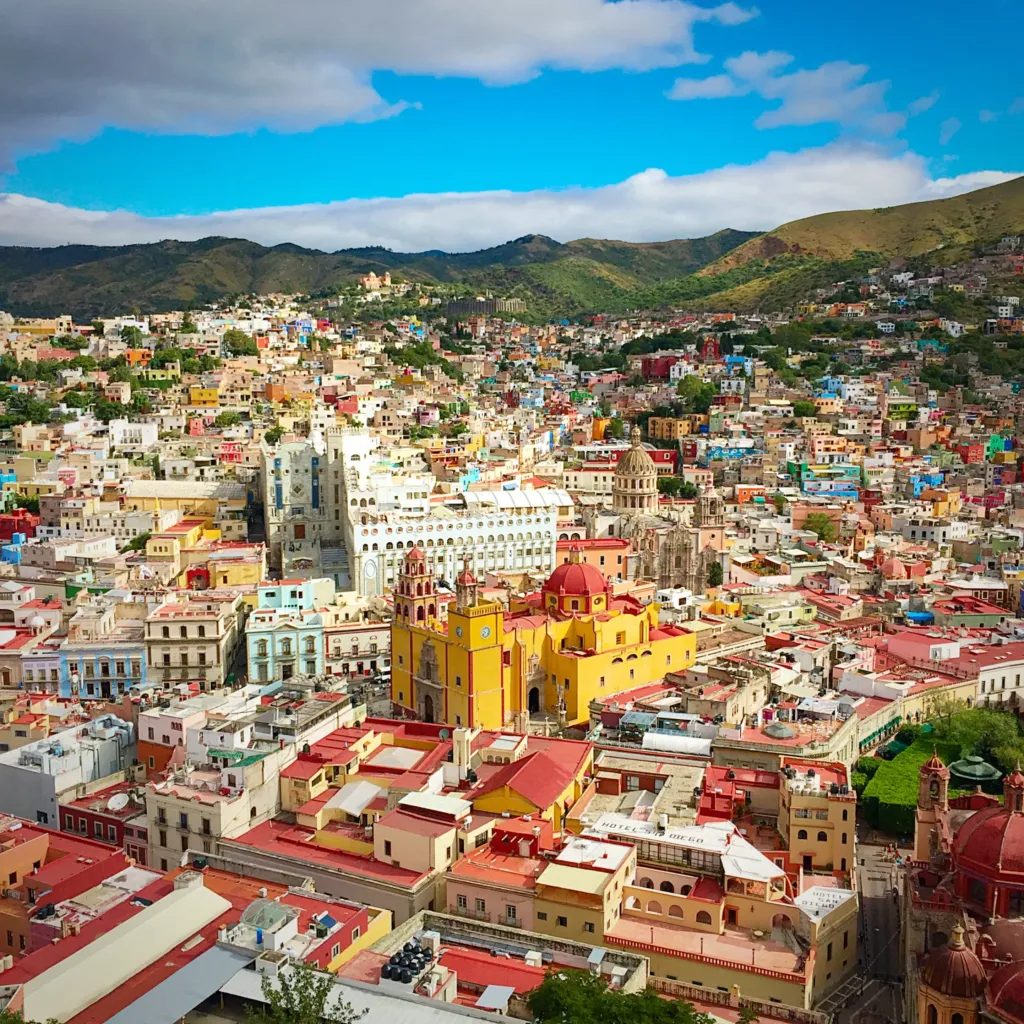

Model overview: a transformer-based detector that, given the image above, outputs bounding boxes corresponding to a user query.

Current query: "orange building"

[0,817,130,957]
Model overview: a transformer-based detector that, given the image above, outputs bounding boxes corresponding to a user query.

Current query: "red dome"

[543,561,608,597]
[920,928,987,999]
[954,805,1024,881]
[988,958,1024,1023]
[406,545,426,562]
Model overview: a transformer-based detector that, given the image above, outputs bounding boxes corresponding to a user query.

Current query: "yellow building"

[189,385,221,407]
[647,417,691,441]
[390,546,697,730]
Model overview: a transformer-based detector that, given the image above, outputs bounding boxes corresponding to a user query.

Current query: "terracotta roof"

[472,751,575,810]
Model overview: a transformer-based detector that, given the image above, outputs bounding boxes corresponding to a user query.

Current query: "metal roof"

[458,489,572,510]
[105,946,254,1024]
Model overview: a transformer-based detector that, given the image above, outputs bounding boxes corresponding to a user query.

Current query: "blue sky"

[0,0,1020,249]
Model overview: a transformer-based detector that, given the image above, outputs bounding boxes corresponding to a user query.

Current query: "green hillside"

[702,174,1024,275]
[0,229,758,319]
[2,175,1021,319]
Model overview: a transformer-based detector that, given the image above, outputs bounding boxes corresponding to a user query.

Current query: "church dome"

[987,957,1024,1023]
[543,560,608,598]
[612,426,659,516]
[954,805,1024,883]
[920,926,987,999]
[615,430,657,478]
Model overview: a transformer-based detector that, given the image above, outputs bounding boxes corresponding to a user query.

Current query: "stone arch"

[696,911,712,924]
[659,881,674,893]
[647,900,662,915]
[638,877,654,889]
[668,905,684,919]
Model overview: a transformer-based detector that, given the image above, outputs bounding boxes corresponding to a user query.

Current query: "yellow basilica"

[390,544,697,731]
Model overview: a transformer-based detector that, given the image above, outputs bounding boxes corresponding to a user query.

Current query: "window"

[537,911,548,921]
[817,831,828,842]
[844,931,849,949]
[797,830,808,840]
[202,818,211,835]
[108,824,116,842]
[281,640,292,656]
[457,894,467,910]
[476,899,486,913]
[162,626,170,638]
[384,840,392,857]
[198,625,206,638]
[180,835,189,851]
[6,872,14,886]
[161,859,168,872]
[305,637,316,654]
[615,632,625,645]
[159,829,167,847]
[842,832,848,844]
[63,814,73,830]
[331,944,341,958]
[842,809,848,821]
[94,822,102,839]
[506,906,517,922]
[556,916,568,927]
[180,626,188,639]
[180,812,189,829]
[352,927,360,941]
[827,942,832,961]
[455,675,462,688]
[257,640,268,657]
[584,921,595,933]
[18,935,24,951]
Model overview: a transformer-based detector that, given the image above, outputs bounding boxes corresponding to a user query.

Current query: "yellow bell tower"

[445,561,505,729]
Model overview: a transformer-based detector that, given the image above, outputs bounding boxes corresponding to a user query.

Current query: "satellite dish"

[438,729,450,740]
[107,793,130,812]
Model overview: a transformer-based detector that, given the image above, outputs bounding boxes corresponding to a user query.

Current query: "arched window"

[668,905,684,919]
[696,911,713,924]
[798,830,808,840]
[927,1006,938,1024]
[680,884,692,896]
[647,900,662,915]
[659,881,674,893]
[817,831,828,842]
[952,1013,963,1024]
[638,877,654,889]
[842,833,847,844]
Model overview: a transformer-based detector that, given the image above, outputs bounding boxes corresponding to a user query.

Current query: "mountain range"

[0,176,1021,320]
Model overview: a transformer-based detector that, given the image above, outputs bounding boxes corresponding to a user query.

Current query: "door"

[528,687,540,714]
[423,694,434,723]
[726,907,737,926]
[803,855,813,872]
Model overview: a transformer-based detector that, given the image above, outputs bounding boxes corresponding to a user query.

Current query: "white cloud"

[1011,98,1024,116]
[0,0,755,163]
[908,91,939,117]
[668,74,743,99]
[979,109,999,123]
[669,50,902,133]
[940,117,962,145]
[0,146,1016,253]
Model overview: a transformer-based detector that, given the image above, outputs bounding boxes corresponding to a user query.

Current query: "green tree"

[180,313,199,334]
[264,426,284,445]
[91,320,106,337]
[530,971,712,1024]
[13,495,40,514]
[223,328,259,357]
[604,418,626,440]
[707,561,724,587]
[658,477,683,498]
[772,493,786,515]
[215,411,242,428]
[244,960,366,1024]
[119,325,143,346]
[792,400,818,418]
[803,512,838,543]
[677,375,716,414]
[122,532,150,553]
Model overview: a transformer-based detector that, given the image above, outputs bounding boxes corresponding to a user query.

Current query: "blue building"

[247,576,335,683]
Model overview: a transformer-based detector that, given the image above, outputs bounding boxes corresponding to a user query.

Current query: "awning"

[106,947,254,1024]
